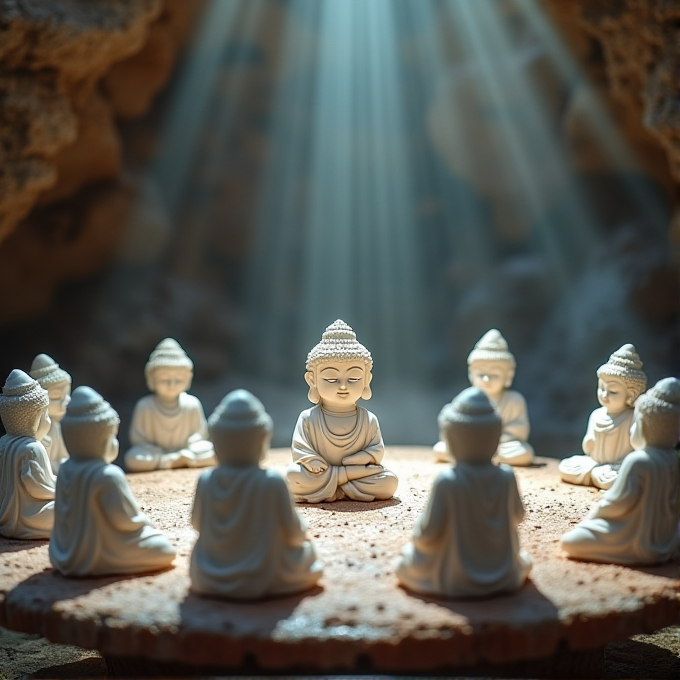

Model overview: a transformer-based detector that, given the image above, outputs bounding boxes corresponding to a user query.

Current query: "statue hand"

[305,460,329,474]
[341,452,373,466]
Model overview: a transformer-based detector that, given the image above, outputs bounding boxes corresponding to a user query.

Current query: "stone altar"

[0,449,677,677]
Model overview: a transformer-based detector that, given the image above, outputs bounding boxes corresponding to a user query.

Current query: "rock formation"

[0,0,203,323]
[544,0,680,193]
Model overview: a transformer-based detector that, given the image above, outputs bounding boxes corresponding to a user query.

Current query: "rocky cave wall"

[544,0,680,247]
[0,0,203,322]
[0,0,678,346]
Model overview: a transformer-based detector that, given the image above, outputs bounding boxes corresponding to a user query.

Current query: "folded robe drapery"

[286,405,398,503]
[0,434,55,539]
[190,465,322,598]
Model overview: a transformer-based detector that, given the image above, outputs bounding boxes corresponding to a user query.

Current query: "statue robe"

[559,407,634,489]
[396,463,531,598]
[43,420,69,475]
[49,459,176,576]
[286,406,398,503]
[561,447,680,565]
[494,390,534,466]
[190,466,323,599]
[435,390,533,466]
[0,434,55,539]
[125,393,215,471]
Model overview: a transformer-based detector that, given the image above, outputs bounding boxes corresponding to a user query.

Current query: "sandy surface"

[0,448,678,675]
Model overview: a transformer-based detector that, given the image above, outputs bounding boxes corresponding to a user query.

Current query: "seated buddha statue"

[190,390,323,599]
[397,387,532,598]
[0,370,55,539]
[434,329,533,466]
[559,344,647,490]
[124,338,216,472]
[30,353,72,475]
[286,320,399,503]
[50,386,176,576]
[561,377,680,566]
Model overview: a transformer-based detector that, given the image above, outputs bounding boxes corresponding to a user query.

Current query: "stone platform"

[0,449,678,676]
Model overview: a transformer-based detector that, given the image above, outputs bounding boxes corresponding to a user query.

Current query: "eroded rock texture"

[546,0,680,188]
[0,0,202,321]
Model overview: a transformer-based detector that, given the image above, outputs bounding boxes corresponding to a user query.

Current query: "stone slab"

[0,449,678,673]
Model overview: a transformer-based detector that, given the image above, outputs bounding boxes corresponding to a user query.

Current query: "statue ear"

[504,367,515,389]
[361,371,373,401]
[145,369,155,393]
[305,371,319,404]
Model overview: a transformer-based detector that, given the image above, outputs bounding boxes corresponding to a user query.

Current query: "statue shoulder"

[296,405,319,427]
[179,392,202,410]
[263,468,288,491]
[433,467,458,490]
[621,448,654,470]
[504,390,527,407]
[133,394,156,412]
[357,405,379,426]
[22,438,49,460]
[97,462,126,484]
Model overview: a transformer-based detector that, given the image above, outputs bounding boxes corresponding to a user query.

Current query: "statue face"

[150,368,192,402]
[597,377,630,415]
[310,361,367,410]
[103,426,120,464]
[47,382,71,421]
[629,412,646,450]
[468,361,508,400]
[35,408,51,440]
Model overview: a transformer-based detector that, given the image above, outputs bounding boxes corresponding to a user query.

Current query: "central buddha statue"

[286,320,398,503]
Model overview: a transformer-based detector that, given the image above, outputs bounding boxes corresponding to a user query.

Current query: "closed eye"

[324,378,338,383]
[348,378,361,383]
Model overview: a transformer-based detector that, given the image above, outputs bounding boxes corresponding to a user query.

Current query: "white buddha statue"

[397,387,532,598]
[30,354,72,475]
[49,386,176,576]
[0,370,55,539]
[435,329,533,466]
[286,320,399,503]
[124,338,215,472]
[191,390,323,599]
[559,344,647,490]
[561,378,680,565]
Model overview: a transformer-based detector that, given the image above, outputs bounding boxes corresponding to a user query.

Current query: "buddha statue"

[286,320,399,503]
[397,387,532,598]
[561,378,680,565]
[124,338,216,472]
[191,390,323,599]
[49,386,176,576]
[0,370,55,539]
[434,329,533,466]
[30,354,72,475]
[559,344,647,490]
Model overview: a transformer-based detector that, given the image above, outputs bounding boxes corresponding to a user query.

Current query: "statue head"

[208,390,273,467]
[304,320,373,409]
[0,369,51,439]
[438,387,502,465]
[61,387,120,463]
[596,344,647,415]
[144,339,194,401]
[629,377,680,451]
[467,329,516,401]
[30,353,72,423]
